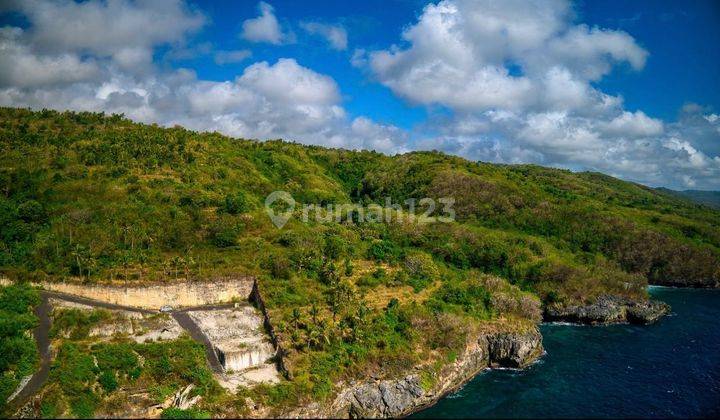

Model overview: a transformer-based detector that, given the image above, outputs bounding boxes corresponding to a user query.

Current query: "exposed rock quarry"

[188,306,280,388]
[50,297,183,343]
[544,295,670,325]
[293,327,544,418]
[33,277,254,310]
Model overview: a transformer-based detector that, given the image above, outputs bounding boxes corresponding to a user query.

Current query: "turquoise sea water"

[413,287,720,418]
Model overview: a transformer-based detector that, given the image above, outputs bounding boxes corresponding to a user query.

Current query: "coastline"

[414,287,720,418]
[2,279,698,418]
[398,293,676,419]
[283,327,545,418]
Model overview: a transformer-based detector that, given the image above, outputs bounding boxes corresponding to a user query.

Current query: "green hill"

[1,107,719,413]
[2,107,717,292]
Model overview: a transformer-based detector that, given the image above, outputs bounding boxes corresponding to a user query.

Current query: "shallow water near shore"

[412,287,720,418]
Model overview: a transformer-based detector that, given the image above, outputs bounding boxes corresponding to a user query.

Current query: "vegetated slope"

[1,107,717,292]
[1,107,719,413]
[656,187,720,209]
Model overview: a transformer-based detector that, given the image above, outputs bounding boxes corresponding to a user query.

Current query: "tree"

[327,280,354,324]
[290,308,302,330]
[309,304,320,325]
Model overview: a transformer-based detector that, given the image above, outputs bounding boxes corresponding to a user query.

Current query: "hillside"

[1,107,719,417]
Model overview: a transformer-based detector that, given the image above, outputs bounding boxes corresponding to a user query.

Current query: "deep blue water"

[414,288,720,418]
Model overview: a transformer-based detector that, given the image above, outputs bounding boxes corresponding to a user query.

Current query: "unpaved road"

[6,290,229,413]
[6,294,51,412]
[171,312,224,373]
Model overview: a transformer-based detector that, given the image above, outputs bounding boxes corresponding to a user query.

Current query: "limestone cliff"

[286,328,544,418]
[17,277,254,310]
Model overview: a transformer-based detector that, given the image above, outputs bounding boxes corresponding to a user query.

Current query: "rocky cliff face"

[27,277,255,310]
[544,295,670,325]
[298,328,543,418]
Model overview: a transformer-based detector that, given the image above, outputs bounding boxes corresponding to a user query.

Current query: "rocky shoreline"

[544,295,670,325]
[284,294,674,418]
[286,328,544,418]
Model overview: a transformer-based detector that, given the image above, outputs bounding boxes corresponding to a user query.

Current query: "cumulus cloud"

[362,0,719,189]
[9,0,205,73]
[240,1,286,45]
[0,0,406,155]
[367,0,646,112]
[0,27,101,88]
[300,22,348,50]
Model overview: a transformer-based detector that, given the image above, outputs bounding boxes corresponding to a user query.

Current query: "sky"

[1,0,719,190]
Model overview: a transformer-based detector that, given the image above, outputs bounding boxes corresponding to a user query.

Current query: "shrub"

[402,251,438,291]
[98,370,118,392]
[208,217,243,248]
[222,191,250,215]
[17,200,46,223]
[367,240,400,263]
[0,284,39,407]
[50,309,111,340]
[429,281,493,319]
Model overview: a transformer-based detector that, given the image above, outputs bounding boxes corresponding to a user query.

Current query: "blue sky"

[1,0,719,189]
[169,0,720,127]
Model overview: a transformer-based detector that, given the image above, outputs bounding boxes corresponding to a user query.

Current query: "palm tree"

[309,304,320,325]
[307,321,330,350]
[71,244,86,279]
[291,308,302,330]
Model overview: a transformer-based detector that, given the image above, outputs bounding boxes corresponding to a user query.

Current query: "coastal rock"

[544,295,670,325]
[626,300,671,324]
[485,331,544,368]
[347,375,424,418]
[328,327,544,418]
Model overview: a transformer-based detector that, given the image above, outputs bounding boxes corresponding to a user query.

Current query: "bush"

[92,342,139,374]
[402,251,438,291]
[0,284,39,407]
[208,217,242,248]
[429,281,493,319]
[17,200,46,223]
[50,309,111,340]
[69,391,99,419]
[52,343,97,397]
[368,240,400,263]
[98,370,118,392]
[222,191,250,215]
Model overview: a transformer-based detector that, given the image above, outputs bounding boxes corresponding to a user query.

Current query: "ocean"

[413,287,720,418]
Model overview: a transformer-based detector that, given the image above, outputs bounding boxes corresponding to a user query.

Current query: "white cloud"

[367,0,648,112]
[599,111,664,138]
[349,117,409,152]
[241,2,285,45]
[11,0,205,73]
[300,22,348,50]
[0,28,101,88]
[214,49,252,65]
[360,0,719,189]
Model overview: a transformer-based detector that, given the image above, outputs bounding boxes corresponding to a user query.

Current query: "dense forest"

[1,107,719,415]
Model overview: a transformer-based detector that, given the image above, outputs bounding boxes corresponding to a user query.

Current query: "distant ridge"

[656,188,720,209]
